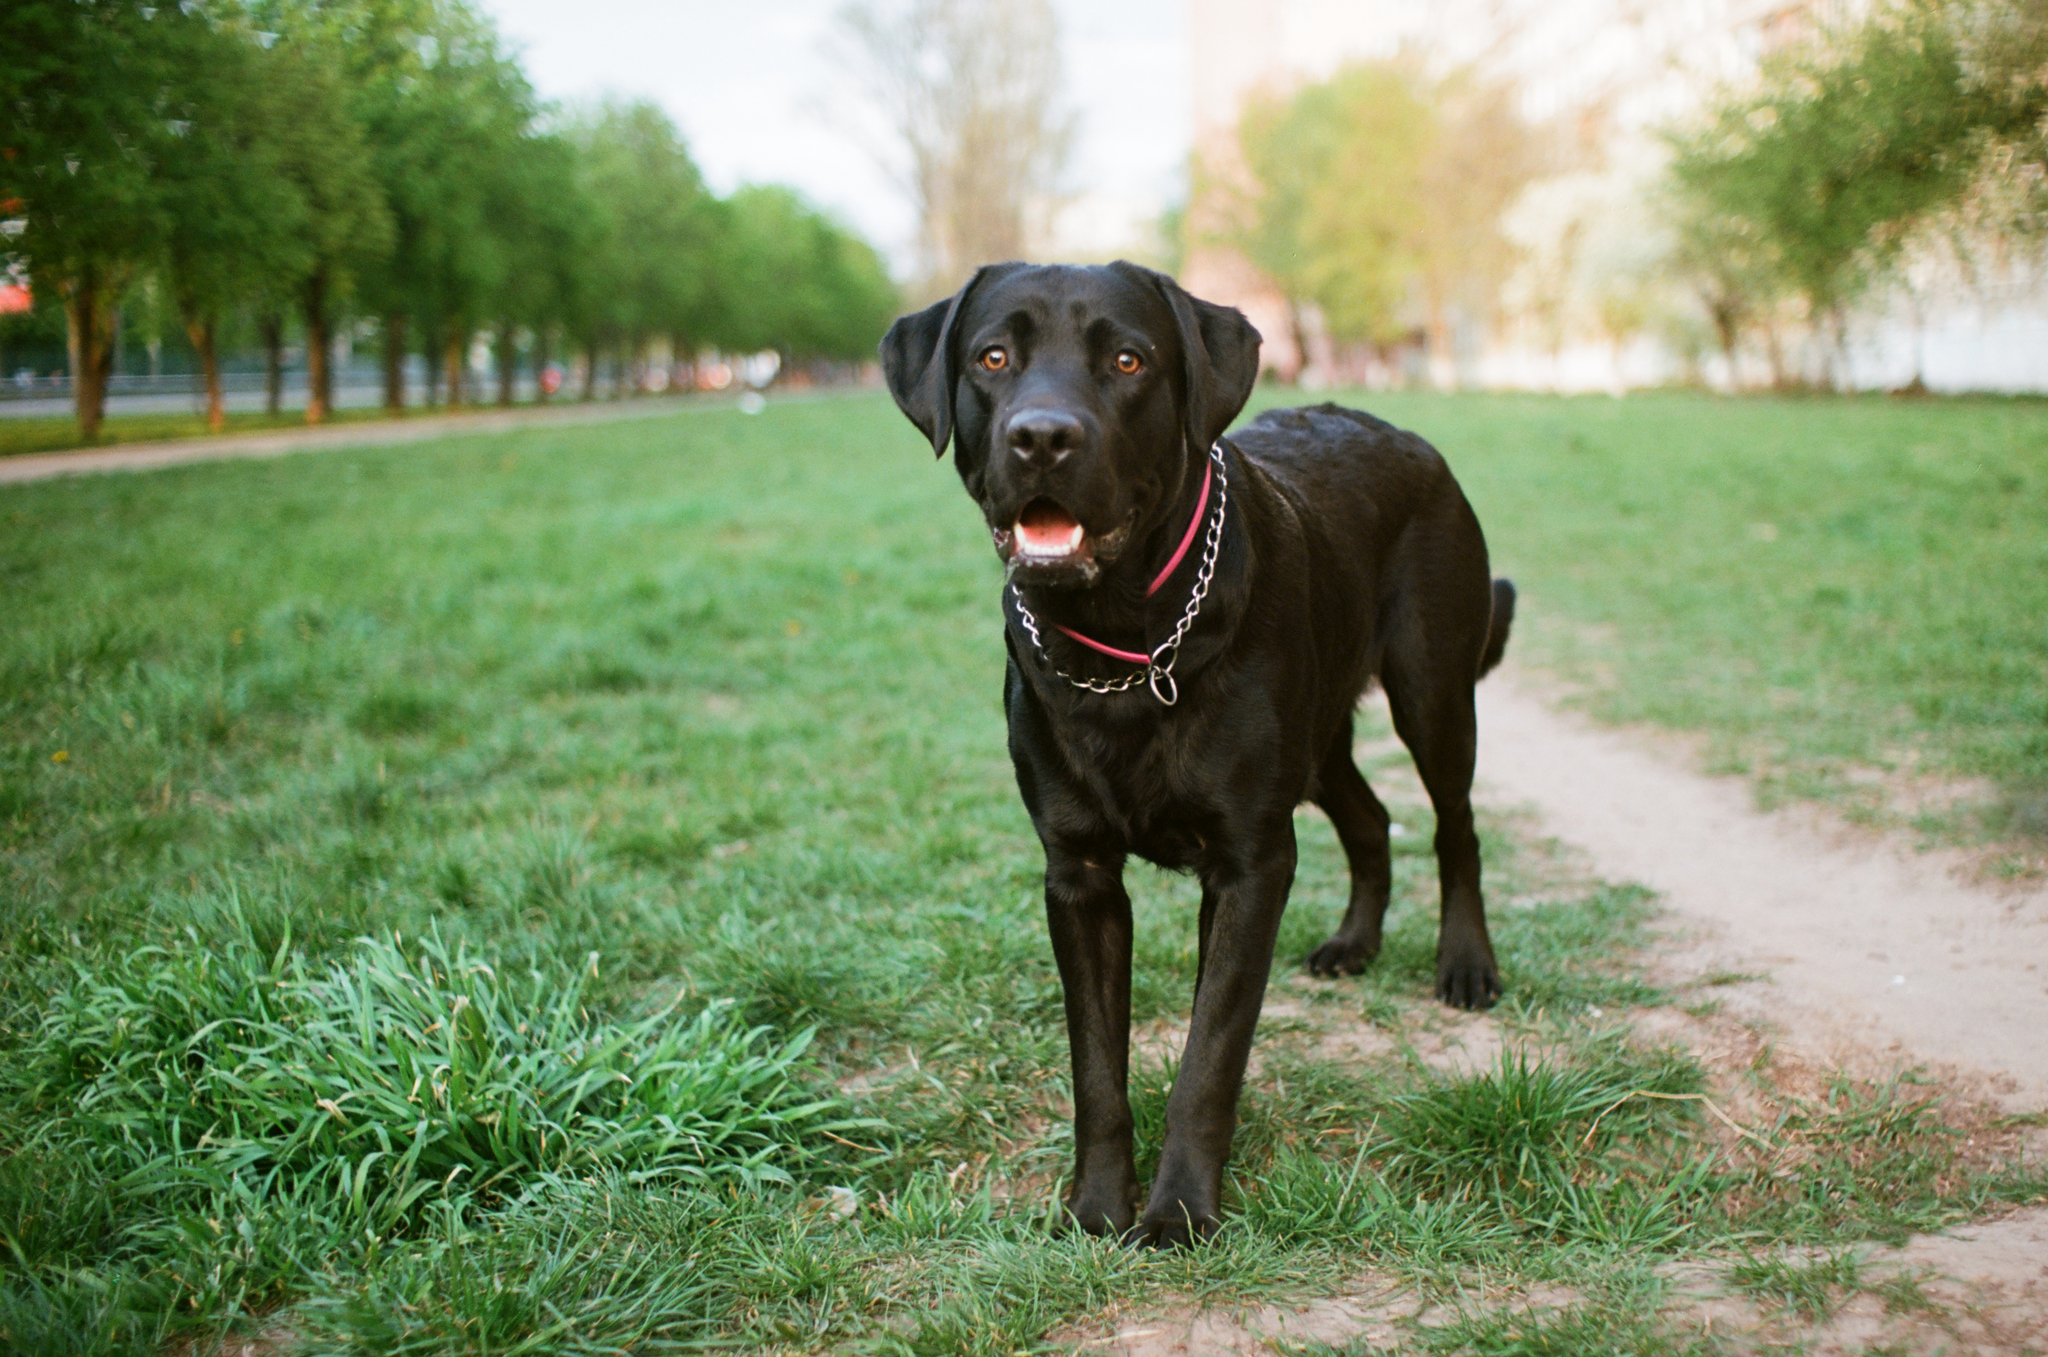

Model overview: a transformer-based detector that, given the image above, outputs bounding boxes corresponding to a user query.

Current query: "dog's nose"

[1005,408,1085,465]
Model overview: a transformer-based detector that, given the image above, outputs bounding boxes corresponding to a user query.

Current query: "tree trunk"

[444,331,465,407]
[382,312,407,414]
[304,270,330,424]
[184,313,224,433]
[421,320,441,407]
[62,270,113,441]
[1424,297,1454,392]
[668,330,690,395]
[1829,305,1851,393]
[261,313,285,416]
[581,343,597,401]
[496,322,516,406]
[613,337,634,400]
[1710,298,1739,389]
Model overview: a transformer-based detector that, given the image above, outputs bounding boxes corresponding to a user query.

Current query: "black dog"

[880,262,1514,1245]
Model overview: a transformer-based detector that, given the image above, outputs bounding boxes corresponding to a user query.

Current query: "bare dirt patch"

[1472,669,2048,1113]
[1657,1208,2048,1355]
[1061,1273,1425,1356]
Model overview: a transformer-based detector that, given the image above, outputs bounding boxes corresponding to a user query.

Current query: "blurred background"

[6,0,2045,441]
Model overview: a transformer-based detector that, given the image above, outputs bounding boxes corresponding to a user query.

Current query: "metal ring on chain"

[1010,441,1229,707]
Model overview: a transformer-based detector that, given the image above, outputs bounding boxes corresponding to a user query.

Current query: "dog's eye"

[1115,350,1143,375]
[979,347,1009,372]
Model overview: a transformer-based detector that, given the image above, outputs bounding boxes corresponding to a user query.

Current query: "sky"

[475,0,1193,272]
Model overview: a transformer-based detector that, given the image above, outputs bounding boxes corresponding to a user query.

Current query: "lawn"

[0,405,397,459]
[1,391,2040,1354]
[1342,390,2048,862]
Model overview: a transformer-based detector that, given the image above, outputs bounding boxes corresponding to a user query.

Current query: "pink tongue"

[1017,505,1083,554]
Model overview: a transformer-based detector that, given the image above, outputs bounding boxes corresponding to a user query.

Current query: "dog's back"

[1228,402,1510,699]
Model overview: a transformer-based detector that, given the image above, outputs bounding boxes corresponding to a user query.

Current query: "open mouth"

[992,499,1135,586]
[1014,498,1087,563]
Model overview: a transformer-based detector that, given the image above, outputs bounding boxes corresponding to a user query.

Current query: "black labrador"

[880,261,1514,1246]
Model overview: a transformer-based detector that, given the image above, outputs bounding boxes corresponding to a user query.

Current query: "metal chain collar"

[1010,441,1229,707]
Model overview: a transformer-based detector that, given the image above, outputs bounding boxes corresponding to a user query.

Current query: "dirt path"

[1473,668,2048,1112]
[0,391,819,487]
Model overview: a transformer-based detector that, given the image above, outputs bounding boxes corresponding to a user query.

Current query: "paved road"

[0,392,817,486]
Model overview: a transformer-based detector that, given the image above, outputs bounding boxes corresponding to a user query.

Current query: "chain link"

[1010,441,1229,707]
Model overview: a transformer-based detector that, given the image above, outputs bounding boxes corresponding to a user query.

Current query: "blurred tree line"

[1663,0,2046,386]
[1212,0,2044,388]
[1228,59,1548,368]
[2,0,899,437]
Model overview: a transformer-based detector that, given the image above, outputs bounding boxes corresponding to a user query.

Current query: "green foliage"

[1239,65,1430,345]
[563,100,722,357]
[0,0,189,283]
[1235,60,1544,349]
[1664,0,2048,359]
[4,0,898,440]
[720,185,901,362]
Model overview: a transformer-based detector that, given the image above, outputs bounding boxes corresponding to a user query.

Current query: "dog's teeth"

[1016,519,1086,557]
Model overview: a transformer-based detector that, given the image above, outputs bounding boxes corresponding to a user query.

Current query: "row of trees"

[1664,0,2047,384]
[3,0,898,436]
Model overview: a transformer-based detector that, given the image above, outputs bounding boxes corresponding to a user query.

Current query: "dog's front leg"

[1044,847,1137,1237]
[1140,824,1298,1246]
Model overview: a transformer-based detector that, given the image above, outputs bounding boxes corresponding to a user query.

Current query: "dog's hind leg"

[1305,717,1395,977]
[1381,664,1501,1009]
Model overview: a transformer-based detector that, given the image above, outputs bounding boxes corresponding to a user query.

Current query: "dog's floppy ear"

[1118,262,1262,455]
[879,264,1020,458]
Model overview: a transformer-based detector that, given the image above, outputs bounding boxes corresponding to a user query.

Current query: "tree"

[154,16,312,431]
[338,0,532,411]
[0,1,198,438]
[1411,68,1548,372]
[566,102,722,394]
[716,185,899,363]
[837,0,1073,292]
[481,130,586,405]
[1657,181,1785,382]
[1238,64,1431,347]
[262,11,391,423]
[1665,0,2045,383]
[1235,60,1545,372]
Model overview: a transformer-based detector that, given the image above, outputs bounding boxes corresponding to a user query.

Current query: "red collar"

[1053,453,1215,665]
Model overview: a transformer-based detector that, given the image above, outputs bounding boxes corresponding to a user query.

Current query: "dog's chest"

[1049,714,1229,868]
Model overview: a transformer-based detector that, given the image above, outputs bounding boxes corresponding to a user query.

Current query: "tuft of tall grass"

[1245,1043,1709,1264]
[14,926,869,1235]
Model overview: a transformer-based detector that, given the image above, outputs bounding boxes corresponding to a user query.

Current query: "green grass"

[0,392,711,459]
[1298,390,2048,857]
[0,404,396,458]
[1,390,2041,1354]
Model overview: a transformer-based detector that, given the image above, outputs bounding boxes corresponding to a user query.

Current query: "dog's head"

[880,262,1261,588]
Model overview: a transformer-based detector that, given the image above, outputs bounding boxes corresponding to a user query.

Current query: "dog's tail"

[1477,578,1515,680]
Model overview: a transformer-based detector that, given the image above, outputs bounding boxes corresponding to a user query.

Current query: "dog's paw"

[1305,933,1378,977]
[1133,1202,1221,1249]
[1435,954,1502,1010]
[1060,1191,1135,1239]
